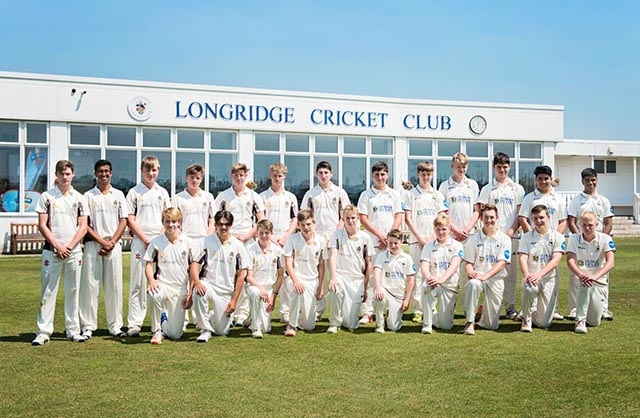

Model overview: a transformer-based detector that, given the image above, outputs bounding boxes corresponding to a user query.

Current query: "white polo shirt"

[478,178,525,233]
[214,187,265,237]
[36,185,88,252]
[463,230,511,278]
[301,184,350,237]
[247,240,283,287]
[403,186,447,243]
[518,229,566,281]
[438,176,479,232]
[84,186,128,239]
[283,232,325,282]
[420,237,464,290]
[329,228,374,279]
[126,182,171,239]
[260,187,298,238]
[566,232,615,284]
[143,234,193,288]
[567,192,613,232]
[357,186,403,246]
[195,234,251,294]
[519,189,567,230]
[374,250,416,299]
[172,189,216,239]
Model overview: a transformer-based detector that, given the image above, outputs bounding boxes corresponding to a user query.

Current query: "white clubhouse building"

[1,71,639,252]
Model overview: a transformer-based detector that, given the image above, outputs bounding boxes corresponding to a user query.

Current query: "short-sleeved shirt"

[172,189,216,239]
[403,186,447,243]
[84,186,128,239]
[478,178,525,234]
[357,186,403,246]
[518,229,566,281]
[519,189,567,230]
[420,237,464,290]
[567,192,613,233]
[374,250,416,299]
[260,188,298,238]
[36,185,87,252]
[144,234,193,288]
[438,176,479,232]
[214,187,265,237]
[463,230,511,279]
[194,234,251,294]
[283,232,325,282]
[329,228,374,279]
[301,184,350,239]
[566,232,615,284]
[126,182,171,239]
[247,240,283,287]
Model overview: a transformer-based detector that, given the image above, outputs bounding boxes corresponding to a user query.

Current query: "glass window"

[286,134,309,153]
[519,162,538,194]
[436,159,451,189]
[209,153,236,196]
[594,160,604,174]
[466,141,488,158]
[107,126,136,147]
[211,131,236,150]
[176,152,206,192]
[493,142,515,158]
[27,123,47,144]
[142,151,171,192]
[467,160,489,190]
[315,135,338,153]
[344,136,365,154]
[255,133,279,151]
[520,143,541,159]
[178,129,204,149]
[70,148,102,193]
[0,122,19,143]
[438,140,460,157]
[106,150,137,195]
[371,137,393,155]
[70,125,100,146]
[594,159,617,174]
[342,157,366,204]
[409,139,432,157]
[0,145,20,212]
[284,155,310,205]
[143,128,171,148]
[606,160,617,174]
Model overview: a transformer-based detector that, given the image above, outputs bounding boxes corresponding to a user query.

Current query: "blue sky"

[1,0,638,140]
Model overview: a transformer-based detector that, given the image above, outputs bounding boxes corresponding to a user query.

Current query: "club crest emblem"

[127,96,153,121]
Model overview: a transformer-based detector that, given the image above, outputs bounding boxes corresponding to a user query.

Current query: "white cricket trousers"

[463,276,504,330]
[360,247,384,316]
[576,282,607,327]
[148,283,187,339]
[373,290,405,332]
[36,249,83,338]
[327,275,365,330]
[192,281,232,336]
[247,285,274,333]
[421,284,457,330]
[521,277,558,328]
[127,236,148,329]
[503,238,519,311]
[409,243,423,314]
[287,278,319,331]
[79,241,124,334]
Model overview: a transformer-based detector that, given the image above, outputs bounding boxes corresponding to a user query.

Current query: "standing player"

[260,162,298,323]
[172,163,216,240]
[125,156,172,337]
[372,229,416,333]
[191,211,251,342]
[214,163,265,326]
[478,152,525,320]
[326,205,373,333]
[567,168,614,320]
[283,210,325,337]
[357,160,403,324]
[419,213,463,333]
[79,160,128,340]
[403,161,447,324]
[32,160,88,345]
[518,205,566,332]
[301,161,351,321]
[566,211,615,334]
[144,208,193,344]
[245,219,285,338]
[462,205,511,335]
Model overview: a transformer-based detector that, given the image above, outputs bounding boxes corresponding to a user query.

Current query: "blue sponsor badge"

[561,242,567,251]
[458,250,463,257]
[608,240,615,250]
[504,249,510,260]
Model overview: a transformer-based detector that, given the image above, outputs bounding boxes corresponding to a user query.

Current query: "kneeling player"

[372,229,416,333]
[566,211,615,334]
[145,208,193,344]
[518,205,565,332]
[326,205,373,332]
[419,213,463,333]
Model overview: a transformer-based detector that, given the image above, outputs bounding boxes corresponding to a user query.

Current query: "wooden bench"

[10,222,45,254]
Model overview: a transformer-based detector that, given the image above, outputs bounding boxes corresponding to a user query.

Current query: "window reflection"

[106,150,136,195]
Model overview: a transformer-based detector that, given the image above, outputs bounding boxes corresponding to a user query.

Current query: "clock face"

[469,115,486,135]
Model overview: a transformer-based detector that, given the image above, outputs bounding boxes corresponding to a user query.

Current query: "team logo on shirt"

[479,256,485,262]
[504,250,510,260]
[44,260,50,267]
[608,240,615,250]
[182,250,187,258]
[561,242,567,251]
[533,256,539,262]
[578,260,584,266]
[135,252,142,260]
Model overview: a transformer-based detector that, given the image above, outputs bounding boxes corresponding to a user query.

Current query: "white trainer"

[575,320,588,334]
[421,325,432,334]
[326,326,339,334]
[150,331,164,345]
[197,330,212,343]
[32,334,50,346]
[68,334,87,343]
[374,326,385,334]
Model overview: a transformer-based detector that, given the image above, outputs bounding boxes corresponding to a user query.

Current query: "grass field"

[1,238,639,418]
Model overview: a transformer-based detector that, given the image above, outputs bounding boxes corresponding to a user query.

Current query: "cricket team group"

[30,151,615,345]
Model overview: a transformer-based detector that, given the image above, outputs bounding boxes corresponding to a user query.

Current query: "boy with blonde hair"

[172,163,216,240]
